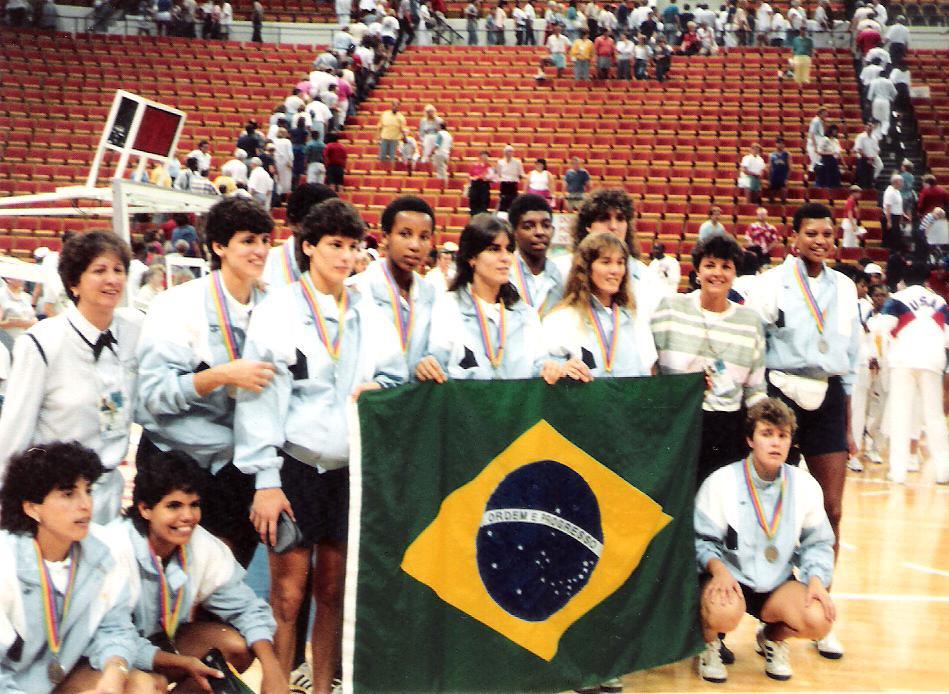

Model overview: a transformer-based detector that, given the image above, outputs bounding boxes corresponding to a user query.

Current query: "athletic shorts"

[279,451,349,545]
[550,53,566,68]
[767,373,847,463]
[739,582,774,621]
[325,164,345,186]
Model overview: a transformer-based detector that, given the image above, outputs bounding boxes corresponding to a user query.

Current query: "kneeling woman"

[416,213,561,383]
[543,232,657,378]
[107,451,285,693]
[0,442,157,693]
[695,399,836,684]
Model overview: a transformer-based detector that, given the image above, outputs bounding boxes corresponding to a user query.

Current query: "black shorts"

[697,409,748,485]
[136,434,258,566]
[279,452,349,545]
[767,373,848,464]
[739,582,774,621]
[325,164,345,186]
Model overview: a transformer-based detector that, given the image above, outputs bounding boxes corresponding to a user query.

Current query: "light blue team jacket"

[0,528,138,693]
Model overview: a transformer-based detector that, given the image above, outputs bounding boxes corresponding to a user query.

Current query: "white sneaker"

[866,449,883,465]
[330,678,343,694]
[599,676,624,692]
[289,662,312,694]
[756,628,792,680]
[847,456,864,472]
[697,639,728,683]
[815,629,845,659]
[907,453,921,472]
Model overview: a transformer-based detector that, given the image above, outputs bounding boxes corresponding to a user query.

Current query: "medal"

[471,291,506,369]
[741,456,787,563]
[300,273,348,362]
[47,659,66,684]
[791,259,829,352]
[210,270,240,361]
[588,300,619,373]
[381,261,414,353]
[34,541,78,684]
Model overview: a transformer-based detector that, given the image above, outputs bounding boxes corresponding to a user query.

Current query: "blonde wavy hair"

[558,232,634,313]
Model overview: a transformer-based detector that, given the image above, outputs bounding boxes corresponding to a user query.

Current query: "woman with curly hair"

[0,231,140,523]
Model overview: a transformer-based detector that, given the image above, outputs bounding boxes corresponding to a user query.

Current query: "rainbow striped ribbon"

[381,261,414,353]
[33,541,78,659]
[210,271,240,361]
[471,291,505,369]
[791,259,826,335]
[300,274,347,361]
[742,455,787,540]
[588,301,619,373]
[281,241,299,284]
[149,545,189,639]
[513,256,534,308]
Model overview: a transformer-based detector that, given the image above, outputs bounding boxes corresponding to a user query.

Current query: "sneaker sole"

[765,670,792,681]
[817,649,844,660]
[701,674,728,684]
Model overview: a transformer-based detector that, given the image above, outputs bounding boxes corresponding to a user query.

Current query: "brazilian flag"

[343,375,705,693]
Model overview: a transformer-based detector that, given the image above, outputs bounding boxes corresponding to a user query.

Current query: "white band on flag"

[480,508,603,557]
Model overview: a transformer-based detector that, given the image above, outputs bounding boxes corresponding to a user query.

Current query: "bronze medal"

[48,659,66,684]
[764,544,779,563]
[818,338,829,353]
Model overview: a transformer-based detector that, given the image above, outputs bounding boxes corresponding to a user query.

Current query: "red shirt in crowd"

[594,35,615,58]
[855,28,881,55]
[917,184,949,216]
[324,141,347,167]
[468,161,495,180]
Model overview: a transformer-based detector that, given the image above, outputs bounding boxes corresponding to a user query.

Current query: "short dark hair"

[380,196,436,235]
[126,450,207,535]
[744,398,798,439]
[204,197,274,270]
[792,202,834,234]
[0,442,104,535]
[59,231,132,303]
[903,259,930,285]
[508,193,553,229]
[691,234,743,269]
[286,183,338,225]
[296,199,365,274]
[450,213,520,309]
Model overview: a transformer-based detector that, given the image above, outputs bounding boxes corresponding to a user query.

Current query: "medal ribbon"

[300,274,347,361]
[791,259,826,335]
[742,455,787,540]
[33,541,78,658]
[513,256,534,308]
[588,301,619,372]
[210,270,240,361]
[281,241,299,284]
[471,292,505,369]
[149,545,189,639]
[381,261,414,353]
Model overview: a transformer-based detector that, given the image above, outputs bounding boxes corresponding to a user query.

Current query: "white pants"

[887,367,948,483]
[92,467,126,525]
[432,151,449,180]
[851,366,886,448]
[871,97,891,140]
[421,133,437,163]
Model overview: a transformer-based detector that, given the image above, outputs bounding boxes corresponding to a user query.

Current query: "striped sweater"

[650,291,766,412]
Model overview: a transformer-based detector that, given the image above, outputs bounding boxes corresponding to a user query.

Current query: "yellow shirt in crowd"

[378,109,408,141]
[570,38,594,61]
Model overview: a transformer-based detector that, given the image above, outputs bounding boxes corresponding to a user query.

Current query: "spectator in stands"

[633,33,652,78]
[218,0,232,37]
[251,0,263,39]
[855,16,881,57]
[699,206,729,242]
[918,174,948,218]
[661,0,678,41]
[789,25,813,85]
[432,122,453,180]
[323,133,348,192]
[563,156,591,210]
[418,104,442,165]
[679,20,700,54]
[377,100,407,163]
[132,266,165,314]
[186,141,212,177]
[465,0,480,43]
[919,207,947,250]
[805,107,826,173]
[153,0,172,34]
[738,143,766,204]
[840,186,865,249]
[307,93,334,142]
[221,148,249,185]
[237,121,263,158]
[898,159,915,212]
[547,22,571,76]
[653,34,673,81]
[884,15,908,65]
[496,145,526,212]
[814,124,843,189]
[866,69,896,142]
[149,159,173,187]
[468,151,497,215]
[745,207,781,255]
[273,127,294,201]
[766,138,790,204]
[768,9,787,46]
[247,157,274,209]
[890,61,911,111]
[564,0,580,39]
[524,158,554,201]
[398,133,419,173]
[289,116,309,184]
[882,173,908,250]
[490,0,507,44]
[305,129,327,183]
[380,7,400,53]
[613,29,633,78]
[0,275,36,351]
[852,120,882,188]
[647,241,681,296]
[570,28,594,80]
[696,19,717,55]
[754,0,772,45]
[171,213,199,254]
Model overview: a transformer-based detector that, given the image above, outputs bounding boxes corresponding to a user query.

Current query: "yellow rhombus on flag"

[401,419,672,661]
